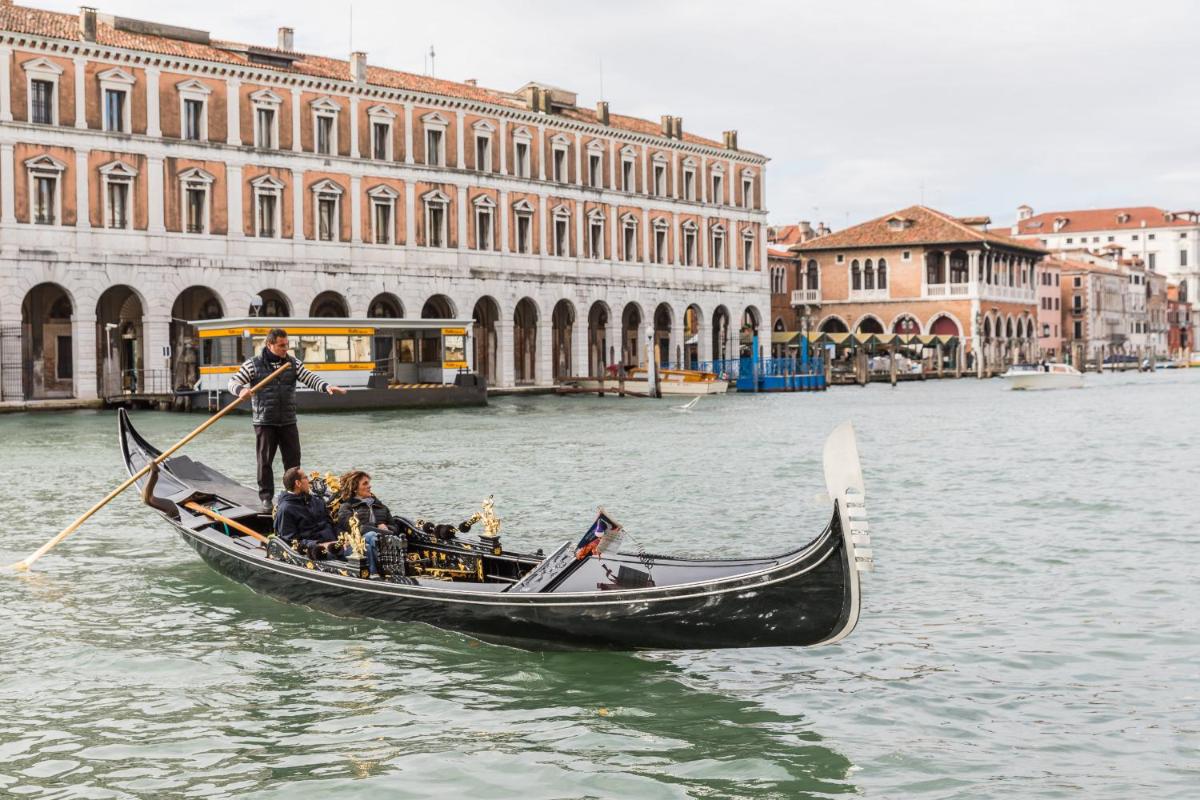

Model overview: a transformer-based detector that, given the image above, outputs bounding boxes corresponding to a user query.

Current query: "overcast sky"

[40,0,1200,230]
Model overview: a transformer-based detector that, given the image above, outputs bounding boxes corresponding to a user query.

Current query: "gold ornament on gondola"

[337,514,368,560]
[480,495,502,538]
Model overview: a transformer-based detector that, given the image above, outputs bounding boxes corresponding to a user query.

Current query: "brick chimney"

[661,115,672,137]
[723,130,738,150]
[671,116,683,139]
[79,7,98,42]
[596,101,609,126]
[350,51,367,84]
[277,27,294,51]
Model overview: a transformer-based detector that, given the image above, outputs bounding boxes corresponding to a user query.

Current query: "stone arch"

[621,301,644,365]
[251,289,292,317]
[170,286,224,391]
[683,304,703,368]
[472,296,501,386]
[513,296,539,385]
[310,291,349,317]
[96,284,146,397]
[929,314,961,337]
[653,302,673,366]
[854,314,885,335]
[1005,316,1015,339]
[891,314,921,335]
[18,282,75,400]
[773,317,786,332]
[711,304,732,362]
[818,314,849,333]
[587,300,611,375]
[367,293,404,318]
[552,299,576,381]
[421,294,456,319]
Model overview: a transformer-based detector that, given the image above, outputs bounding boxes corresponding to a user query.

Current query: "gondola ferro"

[118,409,873,650]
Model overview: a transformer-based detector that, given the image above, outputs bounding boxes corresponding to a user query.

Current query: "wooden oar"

[4,361,291,572]
[183,502,269,544]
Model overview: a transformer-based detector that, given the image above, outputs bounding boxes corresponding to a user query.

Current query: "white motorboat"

[1000,363,1084,390]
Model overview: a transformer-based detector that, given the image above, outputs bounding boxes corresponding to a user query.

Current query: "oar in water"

[4,361,291,572]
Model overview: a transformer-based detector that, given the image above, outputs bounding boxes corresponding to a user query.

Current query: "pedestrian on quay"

[228,327,348,512]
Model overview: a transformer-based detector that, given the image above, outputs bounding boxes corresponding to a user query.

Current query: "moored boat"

[118,410,872,650]
[1000,363,1084,390]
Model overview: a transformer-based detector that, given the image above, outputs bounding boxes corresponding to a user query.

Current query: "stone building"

[0,2,769,401]
[1036,258,1062,359]
[787,205,1044,371]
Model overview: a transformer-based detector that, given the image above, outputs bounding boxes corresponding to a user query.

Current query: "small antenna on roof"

[599,56,605,100]
[429,44,437,78]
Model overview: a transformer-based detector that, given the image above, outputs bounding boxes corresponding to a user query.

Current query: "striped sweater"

[227,356,330,396]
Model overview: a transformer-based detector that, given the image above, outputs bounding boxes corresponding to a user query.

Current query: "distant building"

[787,205,1044,371]
[1167,284,1194,358]
[1036,259,1063,358]
[1057,257,1137,365]
[1011,205,1200,313]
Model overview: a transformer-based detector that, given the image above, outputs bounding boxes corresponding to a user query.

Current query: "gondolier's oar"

[4,361,291,572]
[183,502,270,544]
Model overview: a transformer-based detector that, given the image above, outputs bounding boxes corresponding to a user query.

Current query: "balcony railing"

[926,282,970,297]
[790,288,821,305]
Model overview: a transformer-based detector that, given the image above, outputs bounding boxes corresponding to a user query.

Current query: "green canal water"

[1,371,1197,799]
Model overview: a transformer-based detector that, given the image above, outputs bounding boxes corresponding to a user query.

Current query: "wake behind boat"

[1001,363,1084,390]
[118,411,873,650]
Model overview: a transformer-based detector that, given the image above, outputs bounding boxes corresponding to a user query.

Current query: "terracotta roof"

[0,1,748,154]
[790,206,1047,254]
[1048,257,1124,277]
[1015,206,1198,235]
[767,247,794,259]
[769,225,805,246]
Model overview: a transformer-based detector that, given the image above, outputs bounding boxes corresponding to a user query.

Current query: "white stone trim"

[21,57,63,126]
[250,173,284,238]
[311,96,341,156]
[98,67,135,134]
[25,153,65,226]
[366,183,398,244]
[422,188,450,248]
[99,159,137,230]
[176,78,211,142]
[178,166,214,234]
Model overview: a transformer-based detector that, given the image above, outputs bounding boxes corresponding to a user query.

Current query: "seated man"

[275,466,340,558]
[335,470,396,579]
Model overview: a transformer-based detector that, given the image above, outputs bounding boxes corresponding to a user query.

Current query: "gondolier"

[228,328,348,511]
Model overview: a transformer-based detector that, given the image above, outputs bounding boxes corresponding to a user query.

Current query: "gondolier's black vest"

[249,354,299,426]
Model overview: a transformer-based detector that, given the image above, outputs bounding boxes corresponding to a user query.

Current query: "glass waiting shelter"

[191,317,474,392]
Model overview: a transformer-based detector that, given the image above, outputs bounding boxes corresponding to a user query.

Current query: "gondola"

[118,410,874,650]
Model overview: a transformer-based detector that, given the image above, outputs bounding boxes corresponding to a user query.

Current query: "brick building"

[1166,284,1193,359]
[0,1,769,400]
[787,205,1044,371]
[1036,258,1062,359]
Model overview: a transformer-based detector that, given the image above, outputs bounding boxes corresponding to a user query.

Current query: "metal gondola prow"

[822,421,872,573]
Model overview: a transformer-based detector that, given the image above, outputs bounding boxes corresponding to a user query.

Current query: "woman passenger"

[335,470,395,579]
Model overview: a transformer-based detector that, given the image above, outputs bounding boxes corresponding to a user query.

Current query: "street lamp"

[249,295,263,318]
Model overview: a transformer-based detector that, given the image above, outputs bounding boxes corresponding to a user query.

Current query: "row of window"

[19,63,758,209]
[1040,296,1061,311]
[26,159,757,265]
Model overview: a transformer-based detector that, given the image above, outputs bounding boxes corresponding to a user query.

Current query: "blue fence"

[661,351,825,392]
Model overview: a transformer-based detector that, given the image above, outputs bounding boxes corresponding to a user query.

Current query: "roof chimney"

[661,115,672,137]
[79,7,97,42]
[723,130,738,150]
[597,101,609,126]
[463,78,477,86]
[277,27,294,51]
[672,116,683,139]
[350,51,367,84]
[1017,204,1032,221]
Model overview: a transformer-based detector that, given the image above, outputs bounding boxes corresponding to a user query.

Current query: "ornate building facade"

[0,2,769,400]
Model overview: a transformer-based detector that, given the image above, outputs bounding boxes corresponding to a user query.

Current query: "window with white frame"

[682,221,698,266]
[473,195,495,251]
[311,178,343,242]
[621,213,638,262]
[513,199,534,253]
[176,79,211,142]
[512,127,532,178]
[551,135,570,183]
[423,189,450,247]
[423,112,448,166]
[682,159,697,201]
[652,156,667,196]
[250,174,283,238]
[621,147,637,192]
[552,206,571,256]
[588,210,605,259]
[742,230,755,269]
[367,184,398,244]
[652,218,669,264]
[312,97,340,156]
[99,160,136,230]
[711,224,726,269]
[473,120,494,173]
[741,170,755,209]
[251,89,282,149]
[711,166,725,205]
[25,154,64,225]
[99,68,134,133]
[587,143,604,188]
[178,167,214,234]
[367,105,395,161]
[22,58,62,126]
